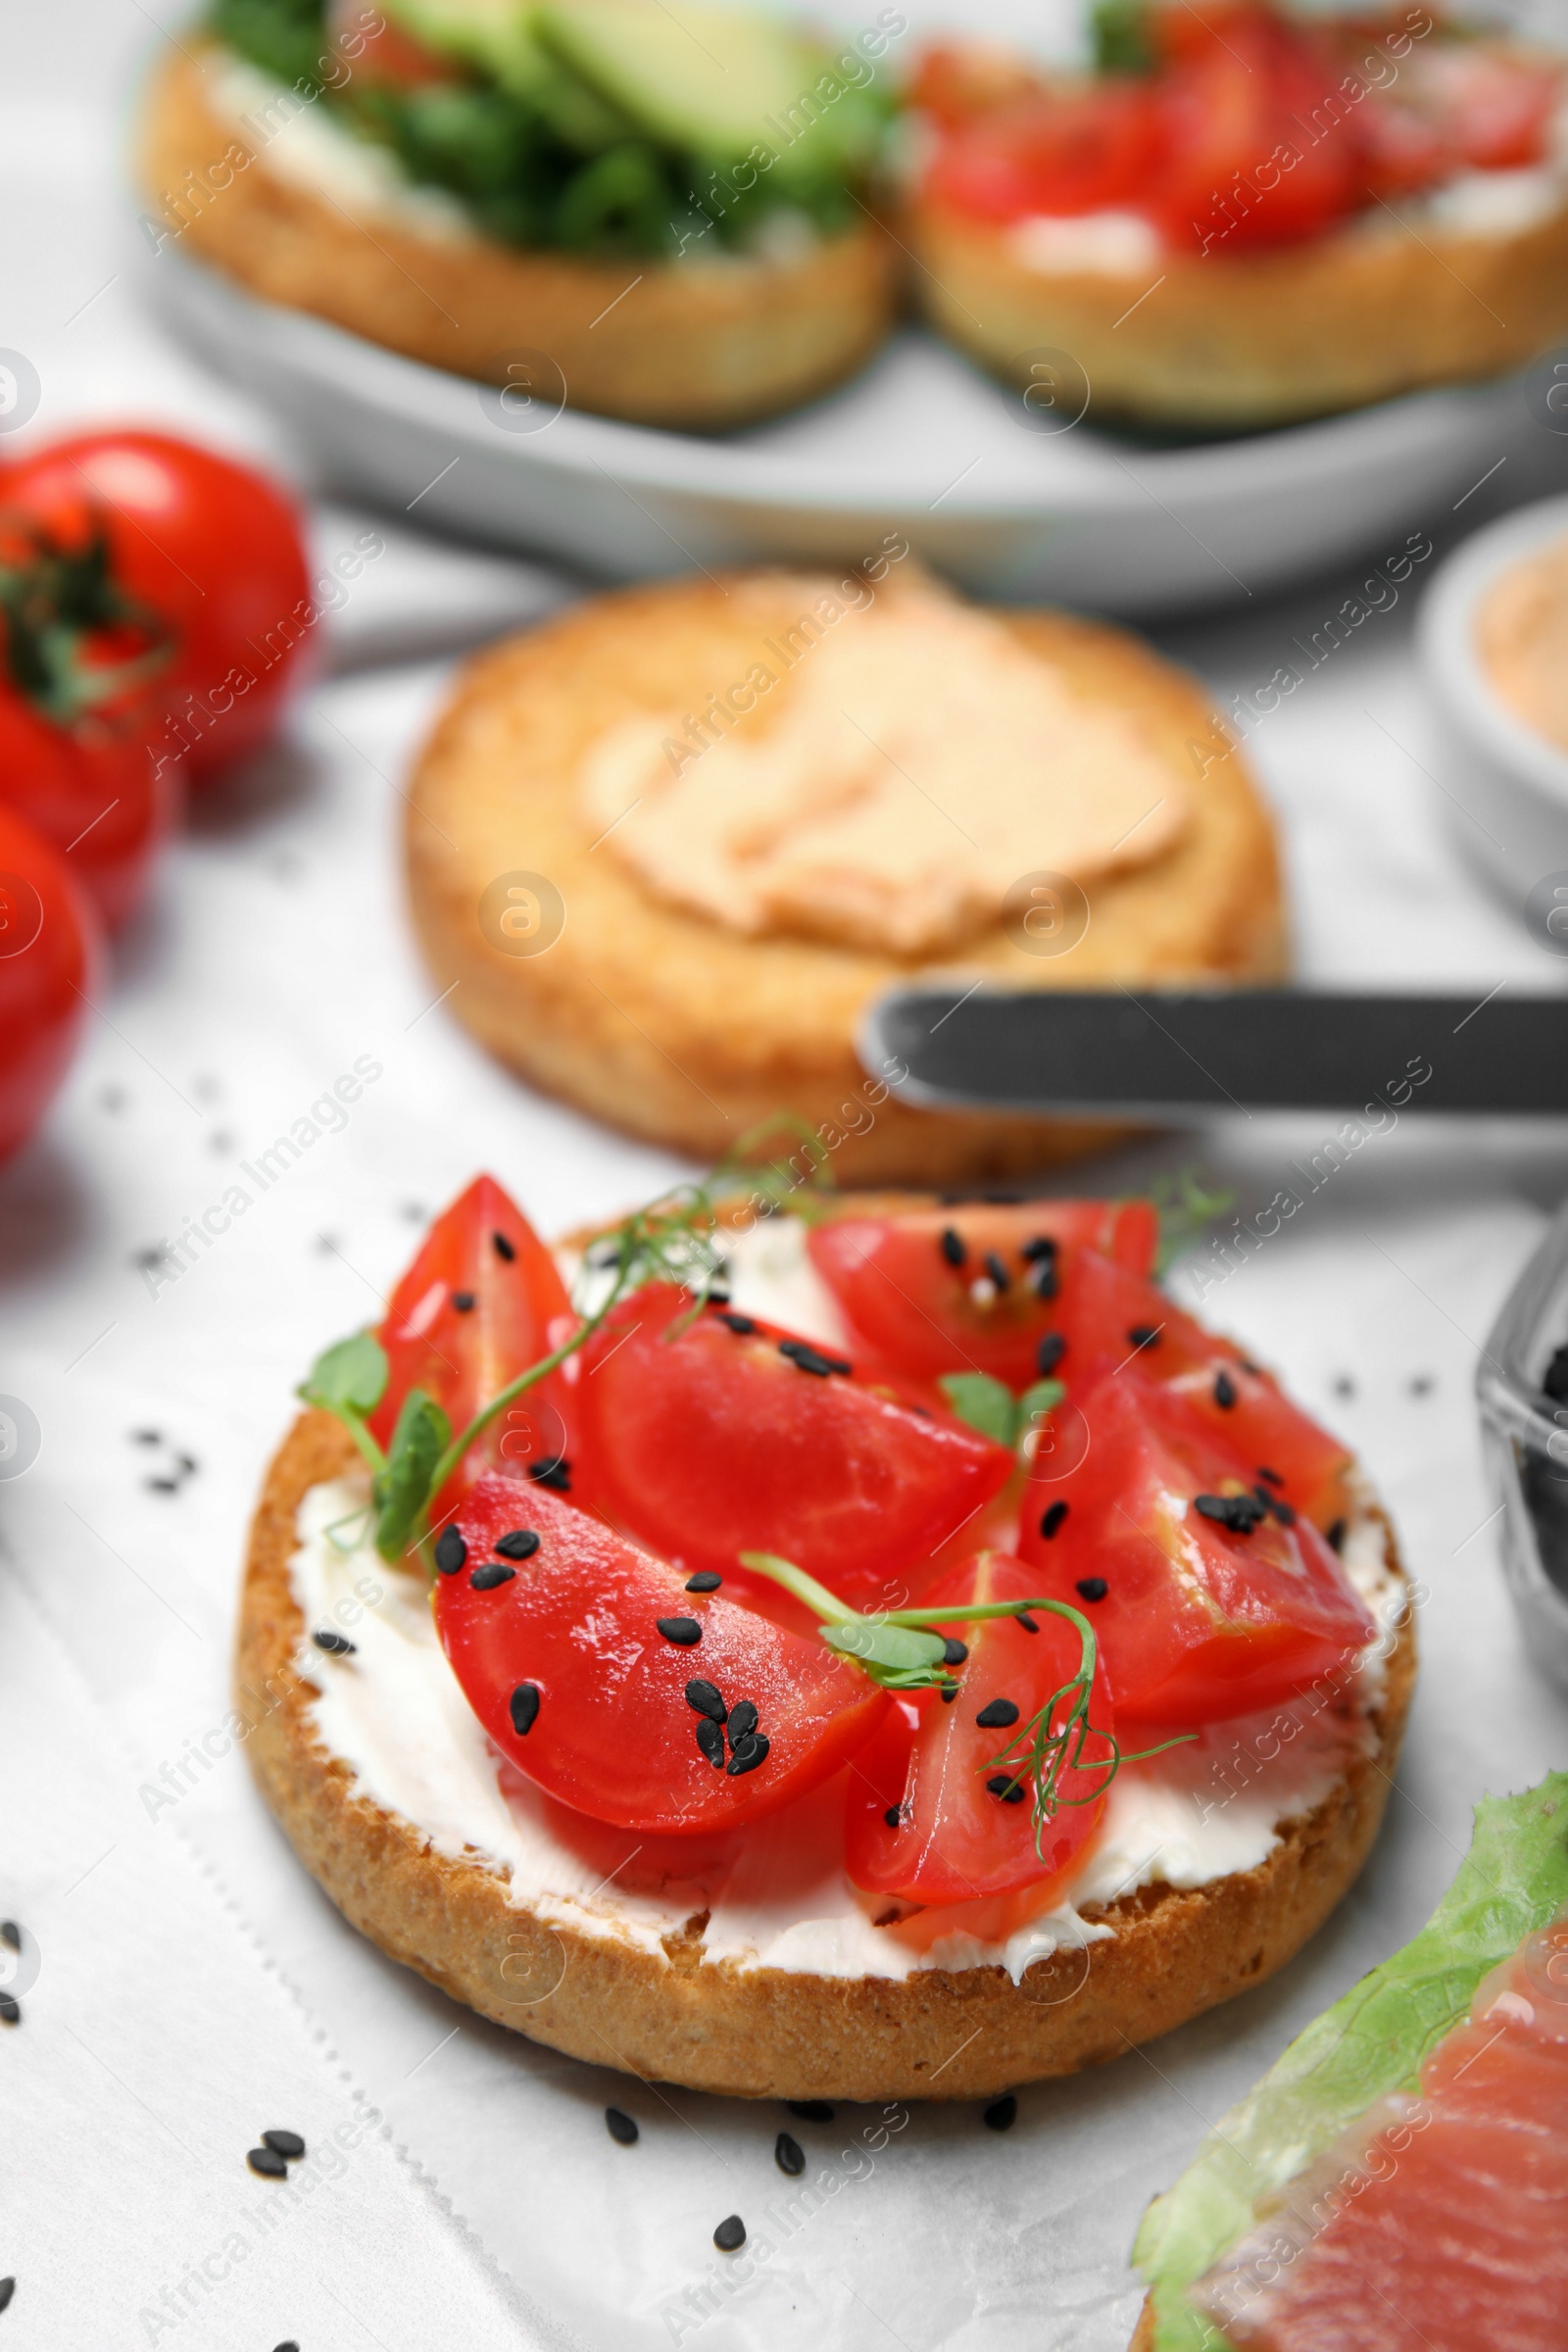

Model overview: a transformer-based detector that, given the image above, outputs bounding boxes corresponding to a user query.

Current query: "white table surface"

[4,7,1568,2349]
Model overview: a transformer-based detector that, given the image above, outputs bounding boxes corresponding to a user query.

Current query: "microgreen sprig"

[740,1549,1193,1862]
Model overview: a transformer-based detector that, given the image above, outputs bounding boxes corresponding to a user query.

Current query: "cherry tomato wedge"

[0,804,99,1164]
[571,1284,1012,1610]
[368,1175,575,1500]
[1050,1250,1353,1535]
[845,1549,1113,1903]
[434,1475,888,1834]
[1018,1370,1374,1725]
[806,1200,1158,1391]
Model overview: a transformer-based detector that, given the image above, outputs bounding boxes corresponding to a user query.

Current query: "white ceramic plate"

[155,246,1528,615]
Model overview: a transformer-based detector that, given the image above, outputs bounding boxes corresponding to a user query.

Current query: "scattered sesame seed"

[727,1700,760,1743]
[713,2216,746,2254]
[1254,1486,1297,1527]
[969,1276,998,1307]
[696,1718,725,1768]
[1332,1375,1354,1400]
[941,1638,968,1666]
[1039,1500,1068,1539]
[658,1616,702,1645]
[0,2280,13,2314]
[1213,1370,1238,1408]
[1016,1612,1039,1633]
[1408,1373,1434,1396]
[469,1563,515,1592]
[1020,1236,1056,1263]
[983,2094,1018,2132]
[510,1683,541,1736]
[716,1311,758,1335]
[1128,1325,1160,1350]
[1031,1260,1058,1300]
[1195,1493,1265,1534]
[787,2100,835,2123]
[452,1291,475,1313]
[883,1805,903,1829]
[493,1231,515,1261]
[527,1456,571,1493]
[312,1628,357,1655]
[132,1429,161,1446]
[1326,1518,1348,1553]
[983,1251,1010,1293]
[605,2107,639,2145]
[1256,1466,1284,1488]
[1036,1332,1065,1377]
[247,2146,288,2180]
[975,1698,1019,1729]
[0,1997,19,2025]
[725,1732,770,1777]
[775,2132,806,2178]
[434,1526,466,1577]
[0,1923,17,1952]
[684,1571,721,1592]
[941,1684,959,1701]
[1075,1577,1108,1603]
[274,2341,299,2351]
[940,1228,966,1267]
[986,1775,1026,1804]
[494,1529,541,1560]
[685,1679,726,1721]
[263,2130,306,2160]
[777,1339,851,1378]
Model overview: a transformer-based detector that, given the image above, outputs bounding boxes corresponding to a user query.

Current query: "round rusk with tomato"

[238,1167,1416,2102]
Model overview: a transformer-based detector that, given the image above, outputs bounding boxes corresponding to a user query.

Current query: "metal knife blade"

[860,988,1568,1117]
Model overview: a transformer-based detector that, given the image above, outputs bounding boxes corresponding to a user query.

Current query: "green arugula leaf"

[1134,1772,1568,2350]
[1091,0,1154,75]
[938,1371,1019,1448]
[1016,1377,1065,1433]
[372,1388,451,1563]
[299,1331,388,1421]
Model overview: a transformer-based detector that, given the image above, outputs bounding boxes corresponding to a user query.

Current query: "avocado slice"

[377,0,638,146]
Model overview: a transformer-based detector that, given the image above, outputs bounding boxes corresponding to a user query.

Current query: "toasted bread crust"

[139,45,896,429]
[402,573,1286,1185]
[906,192,1568,428]
[238,1390,1413,2103]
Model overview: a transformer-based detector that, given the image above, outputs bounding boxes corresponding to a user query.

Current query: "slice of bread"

[138,45,896,430]
[906,189,1568,430]
[402,572,1286,1185]
[238,1389,1413,2105]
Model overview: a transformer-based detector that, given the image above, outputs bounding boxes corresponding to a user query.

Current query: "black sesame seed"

[1195,1493,1265,1534]
[0,1923,17,1952]
[493,1231,515,1261]
[526,1456,571,1493]
[716,1310,758,1336]
[247,2146,288,2179]
[713,2216,746,2254]
[510,1683,541,1737]
[273,2340,299,2351]
[494,1529,541,1560]
[605,2107,639,2145]
[725,1733,770,1776]
[727,1699,760,1744]
[883,1805,903,1829]
[1016,1611,1040,1633]
[777,1339,852,1378]
[940,1227,966,1267]
[0,1997,19,2025]
[657,1616,702,1645]
[1020,1236,1056,1263]
[788,2099,834,2125]
[451,1290,475,1313]
[1326,1518,1348,1553]
[983,2094,1018,2132]
[685,1678,726,1721]
[1075,1577,1108,1603]
[696,1717,725,1768]
[1257,1466,1285,1488]
[1128,1324,1161,1350]
[312,1628,357,1655]
[941,1684,959,1702]
[1254,1485,1297,1527]
[1039,1500,1068,1540]
[1031,1259,1059,1300]
[262,2129,306,2160]
[1036,1332,1065,1377]
[469,1563,515,1592]
[0,2281,14,2315]
[983,1250,1010,1293]
[775,2132,806,2178]
[975,1697,1019,1729]
[434,1526,466,1577]
[1213,1370,1238,1409]
[986,1774,1026,1804]
[941,1638,968,1666]
[684,1571,722,1592]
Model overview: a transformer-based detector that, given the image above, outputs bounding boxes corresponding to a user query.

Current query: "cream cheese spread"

[288,1217,1403,1985]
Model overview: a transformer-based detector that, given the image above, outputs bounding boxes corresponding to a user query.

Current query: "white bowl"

[1418,493,1568,903]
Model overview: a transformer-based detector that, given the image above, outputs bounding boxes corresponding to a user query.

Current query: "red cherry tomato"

[807,1200,1158,1391]
[845,1549,1113,1903]
[1418,43,1560,172]
[1049,1250,1353,1535]
[0,804,99,1163]
[433,1475,889,1834]
[0,432,312,785]
[1017,1370,1374,1725]
[369,1175,576,1508]
[0,690,176,934]
[328,0,460,85]
[571,1284,1013,1610]
[926,82,1161,221]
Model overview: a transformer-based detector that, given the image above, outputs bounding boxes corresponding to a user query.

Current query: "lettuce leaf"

[1132,1772,1568,2350]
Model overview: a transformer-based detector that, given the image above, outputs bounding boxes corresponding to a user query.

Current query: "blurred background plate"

[155,245,1532,614]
